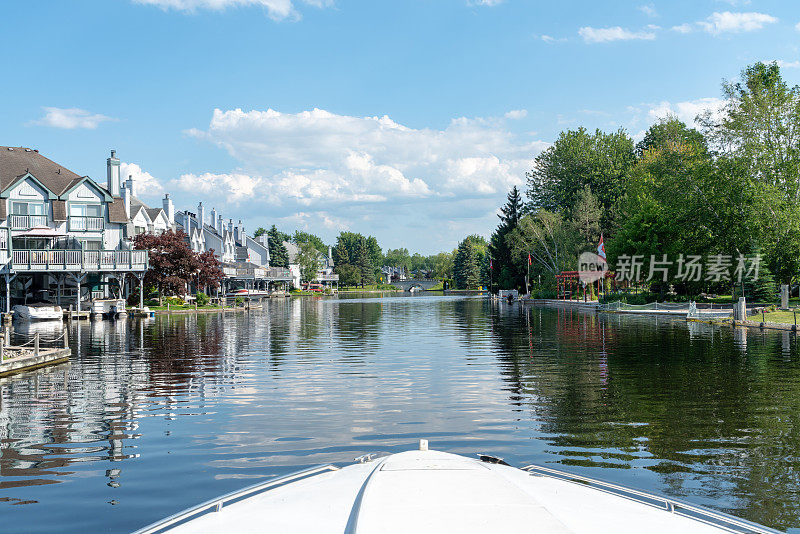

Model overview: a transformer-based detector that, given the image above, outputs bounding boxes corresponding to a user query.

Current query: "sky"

[1,0,799,254]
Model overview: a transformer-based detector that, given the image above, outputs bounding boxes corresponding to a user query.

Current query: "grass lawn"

[753,310,800,325]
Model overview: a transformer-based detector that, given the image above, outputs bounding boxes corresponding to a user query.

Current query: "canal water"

[1,295,799,533]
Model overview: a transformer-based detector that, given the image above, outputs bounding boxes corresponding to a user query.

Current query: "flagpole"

[526,253,531,297]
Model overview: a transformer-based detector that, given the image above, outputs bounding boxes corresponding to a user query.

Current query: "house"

[284,241,339,290]
[121,175,175,237]
[176,204,292,293]
[0,147,148,312]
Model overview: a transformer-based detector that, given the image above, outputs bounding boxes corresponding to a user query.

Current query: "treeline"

[489,61,800,298]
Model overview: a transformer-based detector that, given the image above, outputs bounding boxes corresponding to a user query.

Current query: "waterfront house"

[176,204,292,293]
[284,241,339,290]
[121,176,175,237]
[0,147,148,312]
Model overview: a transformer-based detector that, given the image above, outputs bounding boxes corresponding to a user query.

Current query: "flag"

[528,254,531,266]
[597,235,606,260]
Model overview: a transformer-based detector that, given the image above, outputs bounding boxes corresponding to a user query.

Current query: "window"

[12,201,45,215]
[70,203,102,217]
[81,240,102,250]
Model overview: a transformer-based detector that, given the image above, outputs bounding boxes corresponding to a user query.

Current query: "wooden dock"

[0,332,71,378]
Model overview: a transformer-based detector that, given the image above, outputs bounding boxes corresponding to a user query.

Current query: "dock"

[0,332,71,378]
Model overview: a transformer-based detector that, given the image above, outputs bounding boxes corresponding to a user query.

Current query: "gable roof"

[0,146,108,196]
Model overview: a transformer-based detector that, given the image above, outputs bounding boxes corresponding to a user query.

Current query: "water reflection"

[0,296,798,532]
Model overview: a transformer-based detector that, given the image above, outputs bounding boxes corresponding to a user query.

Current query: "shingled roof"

[0,146,91,195]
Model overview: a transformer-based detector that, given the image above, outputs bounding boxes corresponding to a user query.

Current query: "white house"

[0,147,148,311]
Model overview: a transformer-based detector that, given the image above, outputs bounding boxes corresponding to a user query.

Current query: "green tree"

[526,127,635,230]
[333,241,361,286]
[489,186,525,292]
[267,225,290,268]
[701,62,800,284]
[355,237,376,286]
[297,241,321,282]
[292,231,328,256]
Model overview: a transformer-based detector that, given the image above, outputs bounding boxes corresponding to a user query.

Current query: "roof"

[0,146,100,196]
[283,240,299,263]
[108,198,129,223]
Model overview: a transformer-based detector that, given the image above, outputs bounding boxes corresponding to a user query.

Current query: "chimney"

[228,218,234,234]
[125,175,136,198]
[210,207,217,231]
[218,214,224,233]
[162,194,174,226]
[106,149,121,197]
[197,202,205,228]
[328,246,332,260]
[121,181,131,219]
[237,220,245,242]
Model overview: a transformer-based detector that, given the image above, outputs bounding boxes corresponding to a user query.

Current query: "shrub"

[195,292,210,306]
[165,296,185,306]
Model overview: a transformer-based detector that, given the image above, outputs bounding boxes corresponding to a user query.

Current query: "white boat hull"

[12,305,63,321]
[134,446,777,534]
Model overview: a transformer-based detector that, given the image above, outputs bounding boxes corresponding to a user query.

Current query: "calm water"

[1,294,800,533]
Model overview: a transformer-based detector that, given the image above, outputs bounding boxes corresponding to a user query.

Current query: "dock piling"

[34,333,39,358]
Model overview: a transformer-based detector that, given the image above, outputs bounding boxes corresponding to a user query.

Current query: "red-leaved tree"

[133,230,200,297]
[198,249,225,293]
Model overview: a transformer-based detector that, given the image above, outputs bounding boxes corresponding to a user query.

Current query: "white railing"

[68,216,104,232]
[10,214,48,229]
[9,249,148,271]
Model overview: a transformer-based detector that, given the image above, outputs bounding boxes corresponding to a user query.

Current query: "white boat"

[133,441,777,534]
[226,289,270,298]
[12,303,63,321]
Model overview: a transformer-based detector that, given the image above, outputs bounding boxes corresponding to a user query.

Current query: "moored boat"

[226,289,270,299]
[132,441,778,534]
[12,303,63,321]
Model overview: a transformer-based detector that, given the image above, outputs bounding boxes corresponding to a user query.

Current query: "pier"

[0,330,70,378]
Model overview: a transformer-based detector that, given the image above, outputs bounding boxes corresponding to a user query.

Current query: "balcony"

[8,249,148,272]
[69,216,104,232]
[315,274,340,282]
[10,215,48,230]
[264,267,293,281]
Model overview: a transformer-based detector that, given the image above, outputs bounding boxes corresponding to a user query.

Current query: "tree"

[297,241,321,282]
[267,225,290,268]
[701,62,800,284]
[489,186,526,292]
[333,240,360,286]
[453,237,481,289]
[292,231,328,256]
[355,237,376,286]
[526,127,635,230]
[571,184,602,247]
[134,230,200,297]
[254,227,267,238]
[197,249,224,293]
[507,211,577,282]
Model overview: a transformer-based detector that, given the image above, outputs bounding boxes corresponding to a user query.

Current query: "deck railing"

[9,215,48,229]
[68,216,104,232]
[9,249,148,272]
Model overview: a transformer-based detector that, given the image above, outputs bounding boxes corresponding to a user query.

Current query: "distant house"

[121,176,175,237]
[0,147,148,311]
[176,204,292,293]
[284,241,338,290]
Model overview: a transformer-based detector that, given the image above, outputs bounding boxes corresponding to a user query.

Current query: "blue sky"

[2,0,799,254]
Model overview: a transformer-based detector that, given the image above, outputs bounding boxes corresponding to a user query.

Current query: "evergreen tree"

[454,238,481,289]
[355,237,376,286]
[267,225,289,268]
[489,186,525,292]
[744,260,777,303]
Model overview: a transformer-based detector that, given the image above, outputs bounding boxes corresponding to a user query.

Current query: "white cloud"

[173,172,262,202]
[795,22,800,31]
[647,97,726,127]
[132,0,329,20]
[504,109,527,120]
[776,60,800,69]
[120,162,166,197]
[468,0,503,5]
[30,107,116,130]
[578,26,656,44]
[181,107,546,225]
[671,23,693,33]
[675,11,778,35]
[638,4,657,18]
[540,34,567,43]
